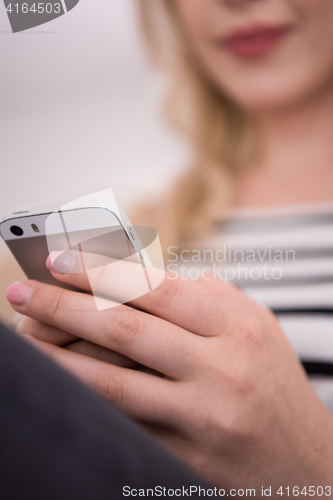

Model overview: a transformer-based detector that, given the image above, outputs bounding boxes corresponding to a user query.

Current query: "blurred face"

[174,0,333,111]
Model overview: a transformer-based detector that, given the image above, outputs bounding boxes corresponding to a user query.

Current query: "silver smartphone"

[0,201,142,291]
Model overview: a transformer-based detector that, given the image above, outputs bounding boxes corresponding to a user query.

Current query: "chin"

[227,89,301,112]
[219,77,319,113]
[211,60,333,113]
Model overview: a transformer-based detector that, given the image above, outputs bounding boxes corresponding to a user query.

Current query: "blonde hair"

[134,0,256,250]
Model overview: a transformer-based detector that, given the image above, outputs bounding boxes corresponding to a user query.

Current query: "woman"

[6,0,333,493]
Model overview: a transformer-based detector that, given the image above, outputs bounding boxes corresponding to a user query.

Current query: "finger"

[65,340,139,369]
[17,316,140,368]
[49,250,273,327]
[7,281,201,379]
[25,336,179,424]
[16,316,77,346]
[47,253,242,338]
[47,249,161,304]
[65,340,164,378]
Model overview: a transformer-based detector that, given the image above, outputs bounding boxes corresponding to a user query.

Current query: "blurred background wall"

[0,0,190,259]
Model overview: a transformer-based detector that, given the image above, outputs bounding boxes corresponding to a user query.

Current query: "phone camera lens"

[10,225,24,237]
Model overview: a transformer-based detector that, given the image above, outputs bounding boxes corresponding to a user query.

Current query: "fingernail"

[46,251,76,274]
[6,282,33,306]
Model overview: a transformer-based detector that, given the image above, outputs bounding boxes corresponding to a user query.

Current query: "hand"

[7,257,333,493]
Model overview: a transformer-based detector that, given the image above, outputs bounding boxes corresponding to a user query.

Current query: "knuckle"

[43,289,63,323]
[101,371,125,404]
[91,264,109,288]
[151,275,179,308]
[234,364,256,397]
[237,314,265,349]
[104,310,141,346]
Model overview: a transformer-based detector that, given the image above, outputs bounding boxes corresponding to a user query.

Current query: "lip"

[221,24,293,58]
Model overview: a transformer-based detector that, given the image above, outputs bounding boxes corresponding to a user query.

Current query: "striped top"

[167,201,333,412]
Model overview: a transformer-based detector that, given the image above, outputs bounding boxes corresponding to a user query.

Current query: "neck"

[233,87,333,209]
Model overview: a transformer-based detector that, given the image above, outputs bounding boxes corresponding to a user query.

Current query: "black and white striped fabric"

[177,202,333,412]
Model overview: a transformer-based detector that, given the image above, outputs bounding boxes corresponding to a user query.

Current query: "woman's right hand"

[7,258,333,494]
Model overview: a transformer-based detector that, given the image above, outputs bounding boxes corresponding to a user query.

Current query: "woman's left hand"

[6,258,333,493]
